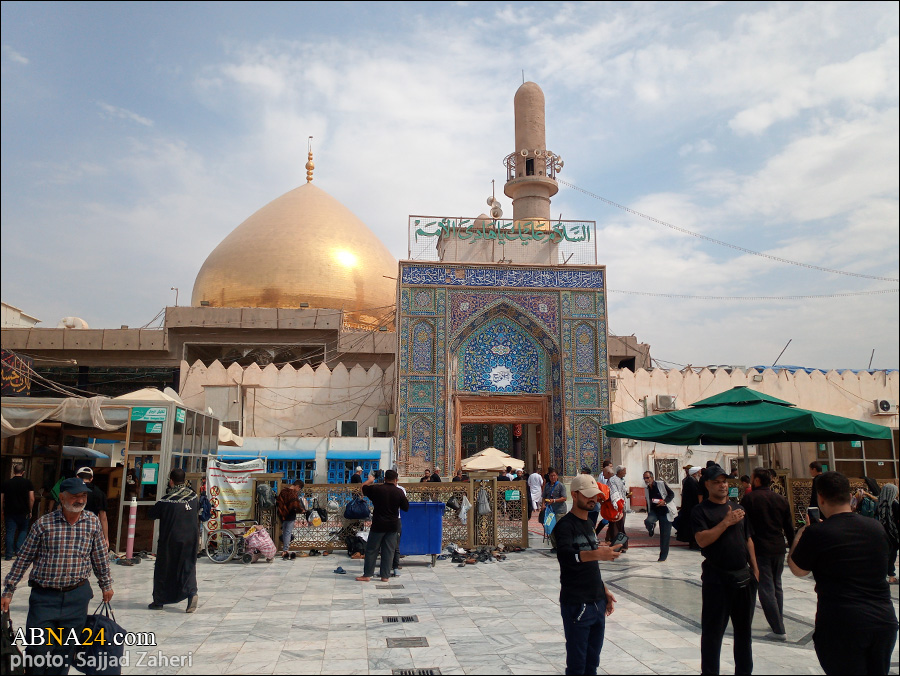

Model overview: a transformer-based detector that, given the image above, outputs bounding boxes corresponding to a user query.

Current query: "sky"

[1,1,898,371]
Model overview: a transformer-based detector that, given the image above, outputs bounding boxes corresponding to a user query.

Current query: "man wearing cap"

[1,477,113,674]
[76,467,109,548]
[692,464,759,676]
[554,473,622,675]
[350,467,364,484]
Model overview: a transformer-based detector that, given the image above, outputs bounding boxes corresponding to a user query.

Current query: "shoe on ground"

[391,571,400,577]
[647,527,655,537]
[148,602,164,610]
[764,632,787,642]
[290,552,296,560]
[186,595,198,613]
[333,567,346,574]
[657,558,666,562]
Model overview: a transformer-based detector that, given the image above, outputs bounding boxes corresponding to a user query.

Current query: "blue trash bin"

[398,501,444,566]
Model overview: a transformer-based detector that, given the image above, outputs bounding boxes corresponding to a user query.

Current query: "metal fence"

[278,480,529,551]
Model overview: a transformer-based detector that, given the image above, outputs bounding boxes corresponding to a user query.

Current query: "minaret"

[503,82,561,222]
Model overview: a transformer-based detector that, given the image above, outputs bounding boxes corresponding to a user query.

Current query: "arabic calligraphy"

[1,350,32,396]
[413,218,592,245]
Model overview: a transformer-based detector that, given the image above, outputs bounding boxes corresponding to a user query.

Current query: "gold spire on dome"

[305,151,315,183]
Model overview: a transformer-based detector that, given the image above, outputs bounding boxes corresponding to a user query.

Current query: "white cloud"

[97,101,154,127]
[2,44,29,64]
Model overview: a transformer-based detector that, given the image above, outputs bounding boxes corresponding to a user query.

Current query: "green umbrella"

[603,386,891,471]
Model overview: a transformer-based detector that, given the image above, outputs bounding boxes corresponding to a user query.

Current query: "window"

[327,459,379,484]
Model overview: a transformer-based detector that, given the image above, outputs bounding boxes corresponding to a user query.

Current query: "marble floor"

[2,525,898,675]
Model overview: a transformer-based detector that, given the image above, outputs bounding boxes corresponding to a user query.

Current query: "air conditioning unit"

[873,399,897,415]
[387,414,396,432]
[222,421,242,435]
[654,394,677,411]
[335,420,359,437]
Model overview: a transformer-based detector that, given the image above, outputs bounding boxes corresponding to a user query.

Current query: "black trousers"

[700,573,757,675]
[756,552,786,634]
[814,623,898,675]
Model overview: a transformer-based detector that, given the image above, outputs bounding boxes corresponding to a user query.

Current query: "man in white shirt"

[528,470,544,514]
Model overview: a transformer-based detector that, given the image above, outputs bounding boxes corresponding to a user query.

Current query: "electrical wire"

[609,288,898,301]
[558,178,900,283]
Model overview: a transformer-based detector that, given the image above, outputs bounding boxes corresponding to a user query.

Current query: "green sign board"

[504,490,521,501]
[146,422,163,434]
[728,486,739,499]
[175,408,186,424]
[850,440,861,448]
[131,406,167,422]
[141,462,159,484]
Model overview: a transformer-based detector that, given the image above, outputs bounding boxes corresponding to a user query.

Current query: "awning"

[325,450,381,460]
[217,449,316,461]
[62,446,109,459]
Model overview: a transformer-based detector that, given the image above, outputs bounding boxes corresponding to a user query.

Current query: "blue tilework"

[411,320,434,372]
[574,323,597,374]
[410,417,434,464]
[449,291,559,340]
[401,265,604,289]
[577,417,601,473]
[457,317,548,394]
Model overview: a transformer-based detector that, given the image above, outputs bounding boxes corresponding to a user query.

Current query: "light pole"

[170,287,179,306]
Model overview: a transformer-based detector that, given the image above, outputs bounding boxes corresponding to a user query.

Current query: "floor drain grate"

[382,615,419,623]
[387,637,429,648]
[392,670,441,676]
[376,584,405,589]
[378,597,411,604]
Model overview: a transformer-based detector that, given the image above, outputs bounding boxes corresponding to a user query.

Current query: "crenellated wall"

[179,359,394,438]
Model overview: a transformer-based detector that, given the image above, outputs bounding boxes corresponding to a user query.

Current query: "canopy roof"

[603,386,891,446]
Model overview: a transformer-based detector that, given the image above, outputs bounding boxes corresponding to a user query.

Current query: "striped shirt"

[2,508,112,598]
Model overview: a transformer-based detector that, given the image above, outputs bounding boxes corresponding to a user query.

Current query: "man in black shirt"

[555,473,621,676]
[692,464,759,676]
[356,470,409,583]
[77,467,109,548]
[807,461,823,523]
[698,460,716,502]
[789,471,898,675]
[740,467,793,641]
[1,464,34,560]
[349,467,364,484]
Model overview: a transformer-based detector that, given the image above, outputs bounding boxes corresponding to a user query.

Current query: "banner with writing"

[205,458,266,533]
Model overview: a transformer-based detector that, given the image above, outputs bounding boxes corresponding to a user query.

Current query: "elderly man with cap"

[554,473,622,675]
[76,466,109,548]
[1,477,113,674]
[606,465,630,550]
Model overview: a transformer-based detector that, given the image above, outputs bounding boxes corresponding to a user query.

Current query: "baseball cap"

[705,464,728,481]
[570,474,601,498]
[59,477,91,495]
[355,466,363,472]
[76,467,93,477]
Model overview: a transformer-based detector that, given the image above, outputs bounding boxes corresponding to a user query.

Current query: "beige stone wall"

[610,367,899,505]
[180,359,393,438]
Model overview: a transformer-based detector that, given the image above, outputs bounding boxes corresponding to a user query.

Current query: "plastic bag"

[476,488,491,517]
[308,510,323,527]
[459,495,472,525]
[446,495,461,511]
[344,496,371,520]
[327,499,340,514]
[543,508,557,534]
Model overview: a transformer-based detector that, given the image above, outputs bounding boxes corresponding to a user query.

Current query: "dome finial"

[305,136,315,183]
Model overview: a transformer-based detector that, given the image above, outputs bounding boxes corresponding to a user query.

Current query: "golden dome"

[191,182,397,329]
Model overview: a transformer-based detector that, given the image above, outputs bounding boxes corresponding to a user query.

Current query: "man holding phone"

[554,473,622,676]
[692,464,759,675]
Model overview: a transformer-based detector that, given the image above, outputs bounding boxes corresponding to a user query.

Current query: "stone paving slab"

[2,526,898,675]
